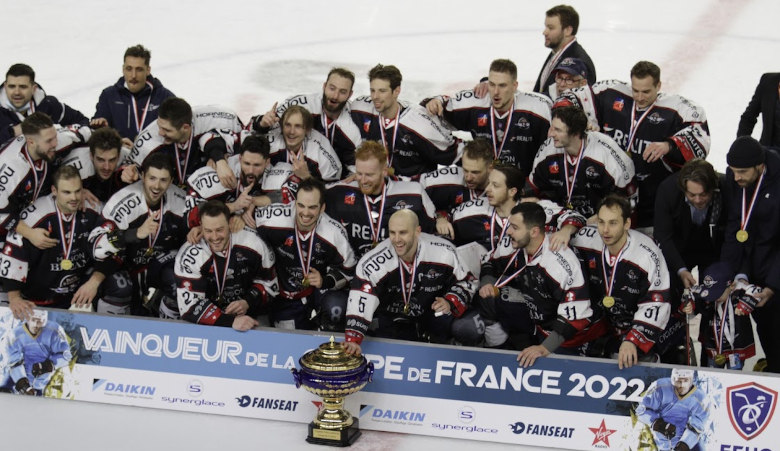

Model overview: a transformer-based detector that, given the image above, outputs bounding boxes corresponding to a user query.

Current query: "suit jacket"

[737,72,780,146]
[533,40,597,96]
[654,171,727,275]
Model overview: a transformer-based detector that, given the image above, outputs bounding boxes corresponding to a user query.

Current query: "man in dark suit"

[654,159,726,365]
[738,72,780,148]
[534,5,597,97]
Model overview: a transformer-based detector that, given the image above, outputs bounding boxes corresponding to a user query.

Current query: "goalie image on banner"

[0,309,99,397]
[630,368,722,451]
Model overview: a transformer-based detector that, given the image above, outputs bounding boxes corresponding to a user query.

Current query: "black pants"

[752,299,780,373]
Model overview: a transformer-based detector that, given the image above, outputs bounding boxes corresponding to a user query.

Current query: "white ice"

[2,0,778,448]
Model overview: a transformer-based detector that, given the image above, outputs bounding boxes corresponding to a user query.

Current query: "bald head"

[388,210,421,262]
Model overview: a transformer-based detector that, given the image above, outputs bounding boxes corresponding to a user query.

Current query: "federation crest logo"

[549,161,560,174]
[455,193,463,204]
[727,382,778,440]
[613,99,624,112]
[345,192,356,205]
[363,120,371,133]
[284,236,294,247]
[477,114,488,127]
[589,258,597,269]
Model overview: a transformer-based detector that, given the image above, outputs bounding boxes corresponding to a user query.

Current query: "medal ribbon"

[626,101,657,154]
[601,237,630,297]
[211,237,233,300]
[174,131,194,185]
[55,201,76,263]
[741,169,766,232]
[398,244,420,310]
[379,107,400,168]
[713,293,736,355]
[363,183,387,245]
[489,209,510,254]
[539,37,578,93]
[22,146,47,203]
[495,240,544,289]
[320,114,336,145]
[146,195,165,251]
[563,139,587,207]
[131,81,154,134]
[294,221,317,278]
[489,103,514,159]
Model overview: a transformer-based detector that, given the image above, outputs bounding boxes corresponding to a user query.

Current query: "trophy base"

[306,419,362,447]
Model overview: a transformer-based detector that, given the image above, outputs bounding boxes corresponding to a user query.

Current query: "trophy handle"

[367,362,374,383]
[291,368,302,388]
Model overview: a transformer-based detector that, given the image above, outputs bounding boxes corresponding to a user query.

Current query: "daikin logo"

[359,405,426,424]
[92,378,156,398]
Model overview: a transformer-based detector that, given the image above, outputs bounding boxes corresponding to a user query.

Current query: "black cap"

[727,136,765,168]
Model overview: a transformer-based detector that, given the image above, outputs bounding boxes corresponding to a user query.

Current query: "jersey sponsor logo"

[193,172,221,192]
[509,421,574,438]
[585,166,599,178]
[477,114,488,127]
[363,120,371,133]
[392,200,412,210]
[549,161,559,174]
[514,117,530,129]
[727,382,778,440]
[0,164,15,192]
[612,99,625,112]
[647,112,665,124]
[345,192,355,205]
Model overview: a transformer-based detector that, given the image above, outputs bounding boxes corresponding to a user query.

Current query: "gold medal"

[714,353,727,366]
[737,230,748,243]
[371,242,378,249]
[602,296,615,308]
[493,286,500,298]
[403,303,411,315]
[60,259,73,270]
[566,203,573,210]
[216,295,224,307]
[302,277,310,288]
[144,248,154,257]
[387,167,395,177]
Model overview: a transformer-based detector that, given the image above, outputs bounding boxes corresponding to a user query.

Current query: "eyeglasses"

[555,74,584,86]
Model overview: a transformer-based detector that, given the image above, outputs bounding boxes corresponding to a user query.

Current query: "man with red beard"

[325,141,436,257]
[90,153,188,318]
[175,200,277,331]
[249,68,362,178]
[252,178,356,331]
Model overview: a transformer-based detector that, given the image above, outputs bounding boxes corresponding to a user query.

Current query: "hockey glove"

[673,442,690,451]
[733,283,762,315]
[652,418,676,439]
[15,378,35,395]
[32,359,54,377]
[679,288,695,314]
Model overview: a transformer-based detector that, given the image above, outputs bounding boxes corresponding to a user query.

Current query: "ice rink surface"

[1,0,779,448]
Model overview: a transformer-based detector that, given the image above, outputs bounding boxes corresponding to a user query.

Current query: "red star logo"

[589,419,616,446]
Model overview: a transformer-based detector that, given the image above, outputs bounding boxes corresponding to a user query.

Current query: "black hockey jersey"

[253,203,356,299]
[481,235,601,347]
[418,165,486,217]
[570,226,671,353]
[59,145,129,203]
[560,81,710,226]
[0,195,101,304]
[431,89,552,176]
[528,131,637,218]
[124,105,243,186]
[350,97,460,177]
[344,233,477,344]
[325,178,436,256]
[174,229,279,327]
[90,181,188,273]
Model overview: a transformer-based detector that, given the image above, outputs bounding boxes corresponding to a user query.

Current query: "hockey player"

[90,153,188,317]
[570,195,671,368]
[0,64,88,145]
[253,178,356,331]
[121,97,243,189]
[91,45,176,143]
[350,64,460,177]
[0,113,59,242]
[635,368,710,451]
[477,202,603,361]
[528,106,636,221]
[325,141,436,256]
[175,200,277,331]
[249,68,362,177]
[425,59,551,176]
[59,127,128,205]
[343,209,478,355]
[264,105,341,184]
[1,166,104,320]
[420,139,493,239]
[185,134,272,229]
[558,61,710,232]
[4,310,72,396]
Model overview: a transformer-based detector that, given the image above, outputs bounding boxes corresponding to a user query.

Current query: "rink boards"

[0,307,777,451]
